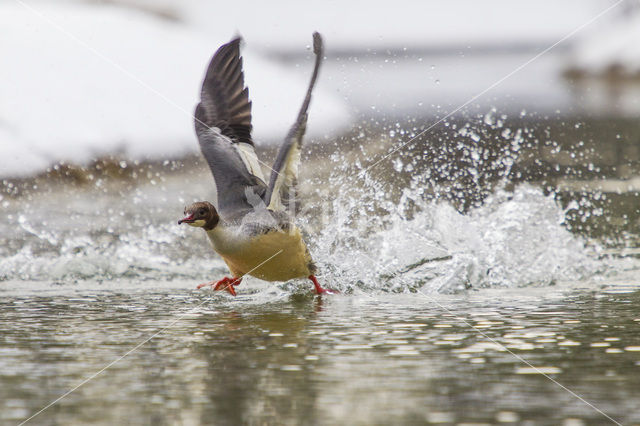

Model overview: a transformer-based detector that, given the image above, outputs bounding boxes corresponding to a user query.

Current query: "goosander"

[178,33,333,296]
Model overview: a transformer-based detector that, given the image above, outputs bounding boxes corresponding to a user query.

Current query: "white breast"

[205,225,245,254]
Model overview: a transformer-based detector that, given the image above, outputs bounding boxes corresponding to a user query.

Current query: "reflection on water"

[2,287,640,424]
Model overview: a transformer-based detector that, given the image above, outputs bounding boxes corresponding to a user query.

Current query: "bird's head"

[178,201,219,230]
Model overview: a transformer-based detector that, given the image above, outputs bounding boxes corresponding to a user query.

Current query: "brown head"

[178,201,220,230]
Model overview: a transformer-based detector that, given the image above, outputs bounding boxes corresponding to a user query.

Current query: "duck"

[178,32,334,296]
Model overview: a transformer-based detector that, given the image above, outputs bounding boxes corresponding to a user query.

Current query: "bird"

[178,32,334,296]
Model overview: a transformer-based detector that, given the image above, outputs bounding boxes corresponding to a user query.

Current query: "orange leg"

[308,275,337,295]
[197,276,242,296]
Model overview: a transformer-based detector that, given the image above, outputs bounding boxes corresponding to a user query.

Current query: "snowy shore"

[0,2,350,178]
[1,0,626,179]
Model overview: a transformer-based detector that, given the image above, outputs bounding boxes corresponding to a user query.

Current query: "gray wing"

[195,37,267,221]
[264,32,324,212]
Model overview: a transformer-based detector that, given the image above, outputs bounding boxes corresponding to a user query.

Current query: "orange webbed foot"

[197,276,242,296]
[308,275,338,295]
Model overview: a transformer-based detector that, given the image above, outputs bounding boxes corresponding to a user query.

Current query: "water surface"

[2,282,640,425]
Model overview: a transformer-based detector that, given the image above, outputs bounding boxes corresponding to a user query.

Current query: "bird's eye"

[199,208,206,215]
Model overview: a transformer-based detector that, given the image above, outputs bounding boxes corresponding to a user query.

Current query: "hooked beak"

[178,213,195,225]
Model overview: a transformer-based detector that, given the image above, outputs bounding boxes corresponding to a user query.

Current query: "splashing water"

[0,116,634,292]
[310,182,601,294]
[0,165,616,293]
[4,181,604,293]
[0,180,229,283]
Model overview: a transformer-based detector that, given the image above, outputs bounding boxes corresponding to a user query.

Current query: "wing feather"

[264,32,324,211]
[194,38,267,221]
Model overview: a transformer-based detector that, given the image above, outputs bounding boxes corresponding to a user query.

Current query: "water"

[2,286,640,424]
[2,110,640,424]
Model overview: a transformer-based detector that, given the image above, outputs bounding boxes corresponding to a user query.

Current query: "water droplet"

[393,158,403,172]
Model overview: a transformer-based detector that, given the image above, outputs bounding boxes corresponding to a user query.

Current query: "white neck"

[205,223,243,254]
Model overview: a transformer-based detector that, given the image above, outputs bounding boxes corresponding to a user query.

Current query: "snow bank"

[0,3,350,178]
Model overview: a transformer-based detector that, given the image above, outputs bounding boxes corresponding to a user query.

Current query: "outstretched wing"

[195,37,267,221]
[264,32,324,212]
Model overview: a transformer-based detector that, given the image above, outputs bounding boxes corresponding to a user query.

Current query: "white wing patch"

[267,142,301,211]
[235,142,266,183]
